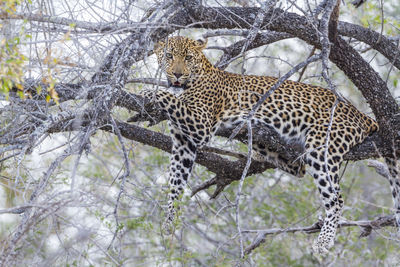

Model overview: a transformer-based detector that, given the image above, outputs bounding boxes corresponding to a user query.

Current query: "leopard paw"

[161,218,174,235]
[140,88,157,100]
[312,234,334,254]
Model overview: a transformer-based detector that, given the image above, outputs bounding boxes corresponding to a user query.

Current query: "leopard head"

[154,36,208,89]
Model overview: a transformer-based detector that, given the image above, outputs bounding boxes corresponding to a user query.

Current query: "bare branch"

[244,215,396,255]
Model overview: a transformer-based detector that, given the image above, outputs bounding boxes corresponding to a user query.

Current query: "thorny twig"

[107,113,131,251]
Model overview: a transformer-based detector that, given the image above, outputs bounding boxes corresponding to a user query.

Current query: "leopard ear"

[153,40,165,53]
[194,39,207,50]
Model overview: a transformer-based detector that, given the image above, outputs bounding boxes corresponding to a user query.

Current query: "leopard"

[138,36,400,254]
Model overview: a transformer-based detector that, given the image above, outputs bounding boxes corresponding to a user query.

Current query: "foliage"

[0,0,27,98]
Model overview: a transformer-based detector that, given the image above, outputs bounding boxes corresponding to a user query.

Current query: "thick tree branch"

[44,98,397,197]
[328,0,341,41]
[44,116,274,198]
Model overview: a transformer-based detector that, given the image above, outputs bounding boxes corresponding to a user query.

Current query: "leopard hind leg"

[306,148,344,254]
[385,157,400,227]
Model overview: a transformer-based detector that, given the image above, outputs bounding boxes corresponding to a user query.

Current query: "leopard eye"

[166,53,173,59]
[185,55,192,60]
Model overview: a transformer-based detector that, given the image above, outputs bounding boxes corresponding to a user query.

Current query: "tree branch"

[338,22,400,70]
[243,214,396,255]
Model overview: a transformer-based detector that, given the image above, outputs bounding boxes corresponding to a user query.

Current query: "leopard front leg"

[140,89,214,233]
[162,129,198,234]
[385,157,400,227]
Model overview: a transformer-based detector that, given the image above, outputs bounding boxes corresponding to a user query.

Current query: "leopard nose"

[174,73,183,79]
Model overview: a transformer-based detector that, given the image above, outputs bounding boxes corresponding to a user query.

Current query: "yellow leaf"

[36,85,42,94]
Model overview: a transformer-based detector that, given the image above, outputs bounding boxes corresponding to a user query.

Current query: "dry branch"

[243,215,396,255]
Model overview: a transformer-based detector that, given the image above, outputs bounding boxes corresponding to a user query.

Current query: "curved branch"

[338,21,400,70]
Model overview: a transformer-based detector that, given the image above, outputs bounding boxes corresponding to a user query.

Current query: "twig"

[296,47,316,82]
[0,205,39,214]
[235,120,253,259]
[107,112,132,251]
